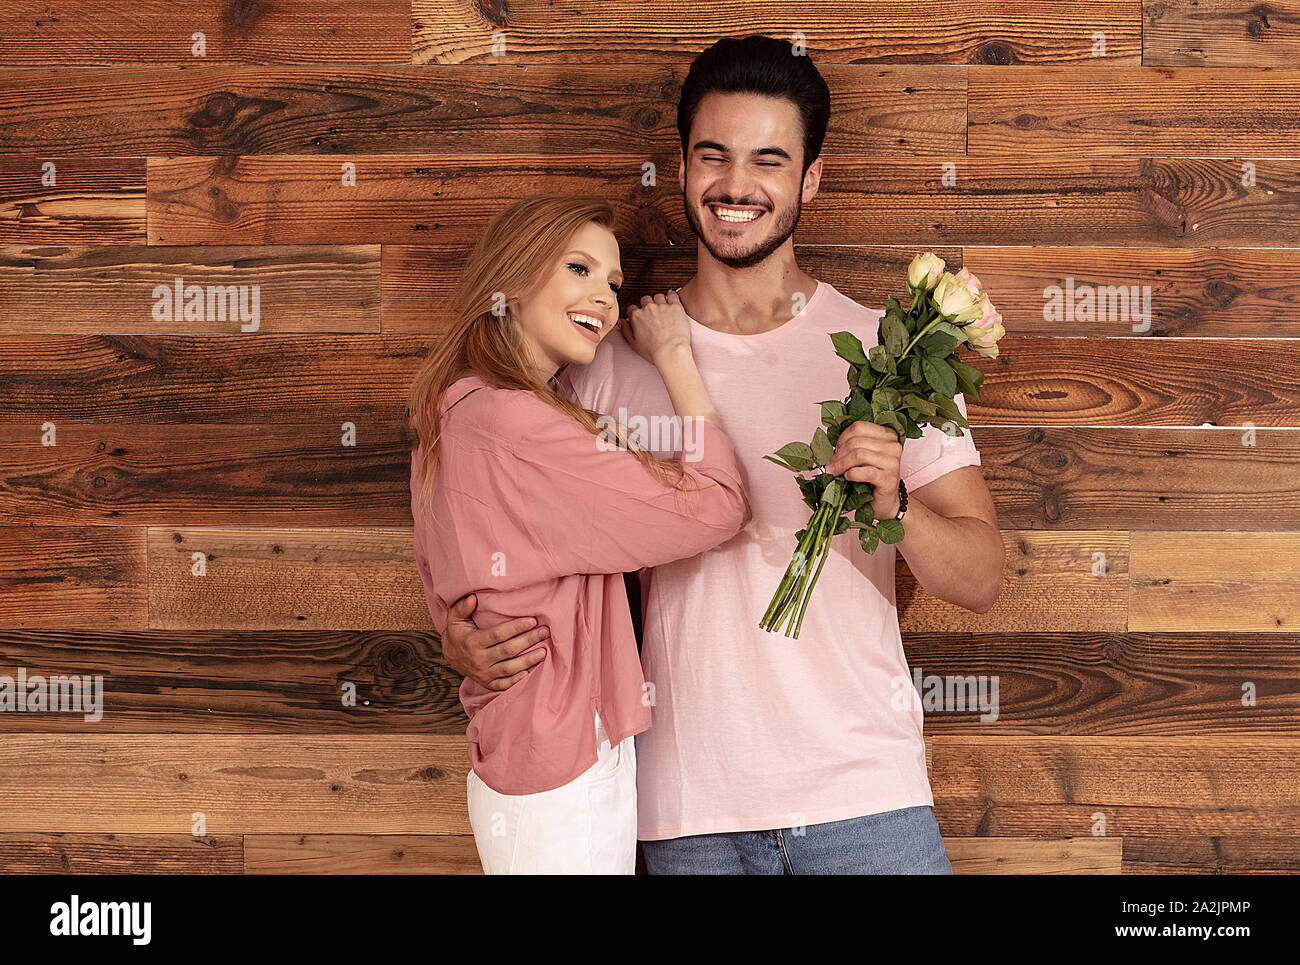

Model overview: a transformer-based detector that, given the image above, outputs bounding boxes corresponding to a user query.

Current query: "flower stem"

[791,485,847,637]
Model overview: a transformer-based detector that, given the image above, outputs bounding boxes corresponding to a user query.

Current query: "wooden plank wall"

[0,0,1298,875]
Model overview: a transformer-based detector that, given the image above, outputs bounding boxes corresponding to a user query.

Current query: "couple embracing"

[408,35,1002,874]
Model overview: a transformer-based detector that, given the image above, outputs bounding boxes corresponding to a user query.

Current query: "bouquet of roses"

[758,253,1005,638]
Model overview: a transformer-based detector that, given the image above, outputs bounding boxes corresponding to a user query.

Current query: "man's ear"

[802,155,823,203]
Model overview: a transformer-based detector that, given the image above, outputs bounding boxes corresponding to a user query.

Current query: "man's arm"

[895,465,1003,613]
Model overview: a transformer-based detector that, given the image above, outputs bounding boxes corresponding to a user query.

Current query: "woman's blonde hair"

[407,193,705,520]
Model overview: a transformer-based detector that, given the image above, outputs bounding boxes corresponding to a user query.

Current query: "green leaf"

[868,344,891,374]
[947,355,985,398]
[821,476,843,505]
[794,528,808,545]
[931,321,968,342]
[901,392,937,417]
[842,483,872,513]
[910,355,924,385]
[882,312,909,356]
[922,354,957,396]
[857,364,877,390]
[832,516,850,536]
[854,506,875,525]
[847,391,870,421]
[873,387,901,411]
[796,475,820,509]
[820,400,847,426]
[918,330,959,357]
[899,412,923,439]
[827,422,844,446]
[762,454,800,473]
[860,531,880,554]
[876,517,905,544]
[875,409,904,435]
[771,442,815,471]
[810,427,834,466]
[830,331,868,365]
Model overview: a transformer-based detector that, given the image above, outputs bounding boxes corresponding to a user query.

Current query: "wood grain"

[931,736,1300,834]
[0,833,240,873]
[1130,532,1300,632]
[0,65,964,156]
[146,155,1300,247]
[0,734,473,833]
[0,245,380,333]
[969,66,1300,155]
[0,156,144,243]
[0,629,465,734]
[1144,0,1300,68]
[0,526,146,628]
[411,0,1143,65]
[0,1,412,66]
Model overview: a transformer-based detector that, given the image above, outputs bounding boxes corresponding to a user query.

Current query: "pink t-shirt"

[562,280,983,839]
[410,376,752,795]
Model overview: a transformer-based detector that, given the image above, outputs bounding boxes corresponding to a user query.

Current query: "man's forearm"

[893,496,1003,612]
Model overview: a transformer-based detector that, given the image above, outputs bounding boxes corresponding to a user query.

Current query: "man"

[440,34,1003,873]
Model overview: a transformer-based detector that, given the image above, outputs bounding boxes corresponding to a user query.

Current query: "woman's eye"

[571,262,619,294]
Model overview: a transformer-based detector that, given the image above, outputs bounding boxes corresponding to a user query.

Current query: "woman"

[407,194,752,874]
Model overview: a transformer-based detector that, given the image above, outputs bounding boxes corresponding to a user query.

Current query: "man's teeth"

[568,312,603,331]
[711,204,761,223]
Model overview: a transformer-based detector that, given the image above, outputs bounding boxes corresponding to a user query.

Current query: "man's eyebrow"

[690,139,793,161]
[565,249,623,283]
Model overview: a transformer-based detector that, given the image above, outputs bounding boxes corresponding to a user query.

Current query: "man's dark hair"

[677,34,831,178]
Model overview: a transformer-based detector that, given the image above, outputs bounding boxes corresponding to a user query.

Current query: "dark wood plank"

[0,833,240,873]
[0,0,411,66]
[0,735,472,833]
[1121,835,1300,873]
[962,338,1300,427]
[964,246,1300,337]
[901,632,1300,735]
[0,156,144,243]
[147,155,1300,246]
[0,245,379,333]
[969,66,1300,155]
[0,65,963,156]
[974,426,1300,531]
[0,527,146,628]
[412,0,1142,65]
[0,630,465,733]
[3,422,1295,531]
[245,833,480,873]
[931,736,1300,834]
[1144,0,1300,68]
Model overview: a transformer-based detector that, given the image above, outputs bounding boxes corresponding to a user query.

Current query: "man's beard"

[684,189,802,269]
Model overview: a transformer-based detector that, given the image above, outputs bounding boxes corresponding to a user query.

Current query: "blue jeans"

[640,805,953,874]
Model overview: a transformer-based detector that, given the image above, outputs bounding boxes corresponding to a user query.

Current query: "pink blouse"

[410,374,752,795]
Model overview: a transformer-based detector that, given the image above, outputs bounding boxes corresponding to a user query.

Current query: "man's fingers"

[485,668,532,692]
[450,592,476,616]
[474,615,539,647]
[491,646,548,679]
[490,626,550,660]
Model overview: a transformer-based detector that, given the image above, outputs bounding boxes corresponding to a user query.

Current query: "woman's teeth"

[568,312,603,332]
[710,204,762,223]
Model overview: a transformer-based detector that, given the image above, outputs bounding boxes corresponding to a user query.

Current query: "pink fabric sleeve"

[454,396,752,577]
[900,391,983,492]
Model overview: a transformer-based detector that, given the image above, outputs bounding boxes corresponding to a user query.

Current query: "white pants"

[466,710,637,874]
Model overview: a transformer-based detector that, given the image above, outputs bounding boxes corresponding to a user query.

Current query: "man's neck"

[677,250,819,336]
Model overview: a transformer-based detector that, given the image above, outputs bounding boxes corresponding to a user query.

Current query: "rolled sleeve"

[900,391,983,492]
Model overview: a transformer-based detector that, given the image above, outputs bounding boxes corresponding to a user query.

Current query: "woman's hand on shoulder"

[620,290,692,366]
